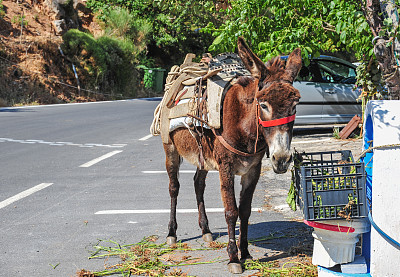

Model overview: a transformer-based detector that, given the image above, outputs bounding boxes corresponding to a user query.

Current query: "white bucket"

[310,219,370,268]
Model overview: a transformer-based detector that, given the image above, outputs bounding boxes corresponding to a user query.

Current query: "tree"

[205,0,400,100]
[360,0,400,99]
[205,0,372,62]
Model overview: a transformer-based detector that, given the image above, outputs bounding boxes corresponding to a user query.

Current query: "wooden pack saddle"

[150,52,251,144]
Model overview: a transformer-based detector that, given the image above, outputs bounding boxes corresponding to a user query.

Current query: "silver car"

[282,55,361,125]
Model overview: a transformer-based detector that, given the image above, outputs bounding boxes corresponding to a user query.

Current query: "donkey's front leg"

[164,143,181,246]
[219,168,242,274]
[238,162,261,261]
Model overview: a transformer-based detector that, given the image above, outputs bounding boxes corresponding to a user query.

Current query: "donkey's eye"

[260,104,268,110]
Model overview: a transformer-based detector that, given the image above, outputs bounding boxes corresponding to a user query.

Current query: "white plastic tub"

[306,219,370,268]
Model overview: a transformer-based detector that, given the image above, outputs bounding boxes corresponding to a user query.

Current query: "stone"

[53,19,66,35]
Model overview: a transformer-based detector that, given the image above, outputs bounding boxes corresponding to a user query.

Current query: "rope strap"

[212,128,266,157]
[357,142,400,161]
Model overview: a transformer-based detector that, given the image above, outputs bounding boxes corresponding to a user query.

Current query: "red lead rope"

[258,114,296,127]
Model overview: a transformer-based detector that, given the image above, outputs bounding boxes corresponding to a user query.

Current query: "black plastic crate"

[294,150,367,221]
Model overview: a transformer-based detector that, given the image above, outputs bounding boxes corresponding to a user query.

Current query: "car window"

[296,61,322,82]
[315,60,356,84]
[294,59,357,84]
[297,66,312,81]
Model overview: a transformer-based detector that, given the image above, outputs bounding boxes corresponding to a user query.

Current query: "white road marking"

[0,98,162,111]
[85,143,106,146]
[139,134,153,141]
[274,204,291,211]
[142,170,219,174]
[128,221,138,224]
[292,138,331,144]
[0,138,127,148]
[95,207,263,215]
[79,150,123,168]
[108,144,128,148]
[0,183,53,210]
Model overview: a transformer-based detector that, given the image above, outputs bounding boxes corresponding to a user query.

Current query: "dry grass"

[77,233,316,277]
[244,255,317,277]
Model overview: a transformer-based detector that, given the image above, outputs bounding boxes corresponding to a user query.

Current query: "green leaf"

[384,18,393,26]
[340,30,347,43]
[336,22,342,34]
[286,170,297,211]
[213,33,224,45]
[361,21,368,30]
[369,48,374,56]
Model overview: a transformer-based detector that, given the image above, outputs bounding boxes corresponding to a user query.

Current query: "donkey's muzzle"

[271,153,292,174]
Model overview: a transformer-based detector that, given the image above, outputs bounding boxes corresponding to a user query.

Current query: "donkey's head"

[237,37,302,174]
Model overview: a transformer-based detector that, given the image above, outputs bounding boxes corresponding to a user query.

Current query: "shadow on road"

[294,125,340,136]
[179,220,313,259]
[0,108,35,112]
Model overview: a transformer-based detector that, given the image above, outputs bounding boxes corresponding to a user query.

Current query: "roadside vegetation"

[0,0,5,18]
[0,0,397,105]
[77,236,317,277]
[85,0,223,66]
[61,7,151,98]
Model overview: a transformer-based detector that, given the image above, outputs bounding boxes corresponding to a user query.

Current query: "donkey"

[163,37,302,274]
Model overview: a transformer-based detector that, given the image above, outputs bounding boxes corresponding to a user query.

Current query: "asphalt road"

[0,99,179,276]
[0,99,362,277]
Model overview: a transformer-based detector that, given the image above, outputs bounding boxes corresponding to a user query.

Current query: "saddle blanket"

[169,98,210,133]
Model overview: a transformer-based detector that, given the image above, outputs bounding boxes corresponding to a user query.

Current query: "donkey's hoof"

[202,233,213,242]
[166,236,177,246]
[228,263,243,274]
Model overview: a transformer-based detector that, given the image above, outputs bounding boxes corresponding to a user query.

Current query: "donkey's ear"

[237,37,268,80]
[283,48,302,83]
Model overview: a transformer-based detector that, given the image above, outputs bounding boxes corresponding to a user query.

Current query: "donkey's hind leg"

[194,168,213,242]
[164,143,181,246]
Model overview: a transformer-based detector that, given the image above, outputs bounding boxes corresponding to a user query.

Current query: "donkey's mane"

[266,56,285,72]
[236,75,254,87]
[236,56,286,89]
[264,56,286,84]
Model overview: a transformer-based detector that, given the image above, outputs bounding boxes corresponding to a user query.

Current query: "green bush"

[102,7,151,56]
[86,0,220,65]
[62,29,134,96]
[0,0,5,18]
[61,7,151,97]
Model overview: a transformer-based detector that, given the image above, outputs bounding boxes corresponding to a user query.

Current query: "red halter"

[258,114,296,127]
[213,101,296,157]
[256,101,296,128]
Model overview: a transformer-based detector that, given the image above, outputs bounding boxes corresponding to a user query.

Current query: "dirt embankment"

[0,0,105,107]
